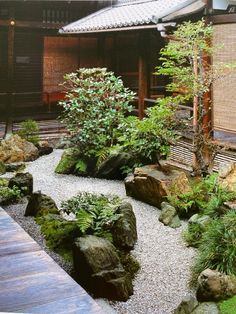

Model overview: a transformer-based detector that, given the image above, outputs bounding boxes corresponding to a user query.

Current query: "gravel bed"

[4,150,196,314]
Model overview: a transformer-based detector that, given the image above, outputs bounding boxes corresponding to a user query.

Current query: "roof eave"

[59,23,158,35]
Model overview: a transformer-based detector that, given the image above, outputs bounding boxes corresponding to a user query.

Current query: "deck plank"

[0,207,103,314]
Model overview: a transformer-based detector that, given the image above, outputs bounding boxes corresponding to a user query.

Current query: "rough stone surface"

[111,201,137,250]
[96,151,134,180]
[0,134,38,163]
[188,214,211,228]
[197,269,236,302]
[25,191,59,216]
[73,235,133,301]
[218,162,234,179]
[191,302,219,314]
[174,295,198,314]
[159,202,181,228]
[55,148,80,174]
[220,163,236,192]
[0,160,6,175]
[36,140,53,156]
[8,172,33,196]
[5,162,25,172]
[125,163,191,208]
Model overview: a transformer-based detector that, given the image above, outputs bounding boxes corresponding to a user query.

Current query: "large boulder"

[125,163,191,208]
[8,172,33,196]
[111,202,137,250]
[159,202,181,228]
[73,235,133,301]
[25,191,59,216]
[0,134,38,163]
[55,148,80,174]
[197,269,236,302]
[96,151,134,180]
[0,160,6,175]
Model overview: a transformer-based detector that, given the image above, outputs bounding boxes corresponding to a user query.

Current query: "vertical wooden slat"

[138,32,148,119]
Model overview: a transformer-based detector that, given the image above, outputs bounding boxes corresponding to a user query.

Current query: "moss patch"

[219,296,236,314]
[55,148,80,174]
[118,251,140,279]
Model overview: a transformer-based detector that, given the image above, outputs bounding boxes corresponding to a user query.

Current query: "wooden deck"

[0,207,103,314]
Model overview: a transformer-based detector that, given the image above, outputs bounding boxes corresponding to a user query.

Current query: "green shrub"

[192,211,236,278]
[17,119,40,145]
[59,68,135,157]
[61,192,123,241]
[183,222,206,248]
[118,102,176,165]
[0,185,22,205]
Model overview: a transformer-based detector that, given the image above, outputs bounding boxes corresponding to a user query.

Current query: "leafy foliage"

[168,173,235,218]
[183,221,207,248]
[118,103,177,165]
[59,68,135,157]
[192,211,236,277]
[61,192,123,241]
[17,119,40,145]
[0,179,22,205]
[156,20,236,175]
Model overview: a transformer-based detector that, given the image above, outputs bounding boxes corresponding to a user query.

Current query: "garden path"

[26,149,196,314]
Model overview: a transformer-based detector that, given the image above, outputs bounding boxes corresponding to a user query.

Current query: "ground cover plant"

[0,178,22,205]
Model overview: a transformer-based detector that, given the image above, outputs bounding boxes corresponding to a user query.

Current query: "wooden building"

[0,0,107,120]
[59,0,236,143]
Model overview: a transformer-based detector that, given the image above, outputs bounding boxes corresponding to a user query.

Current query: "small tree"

[59,68,135,157]
[156,19,235,176]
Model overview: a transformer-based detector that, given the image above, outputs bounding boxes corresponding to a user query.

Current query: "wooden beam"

[210,14,236,24]
[138,32,148,119]
[0,19,64,29]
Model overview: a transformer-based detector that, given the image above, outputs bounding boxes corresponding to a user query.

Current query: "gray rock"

[96,151,134,180]
[189,214,211,228]
[9,172,33,196]
[112,202,137,250]
[73,235,133,301]
[25,191,59,217]
[5,162,25,172]
[159,202,181,228]
[174,295,198,314]
[197,269,236,302]
[0,160,6,175]
[218,162,234,179]
[191,302,219,314]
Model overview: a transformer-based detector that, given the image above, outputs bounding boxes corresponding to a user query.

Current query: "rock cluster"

[0,135,38,163]
[25,191,59,216]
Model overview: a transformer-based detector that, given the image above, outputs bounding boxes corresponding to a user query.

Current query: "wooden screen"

[213,23,236,133]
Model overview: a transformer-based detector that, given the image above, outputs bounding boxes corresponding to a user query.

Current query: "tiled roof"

[60,0,202,34]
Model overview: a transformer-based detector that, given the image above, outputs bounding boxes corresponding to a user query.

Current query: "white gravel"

[7,149,196,314]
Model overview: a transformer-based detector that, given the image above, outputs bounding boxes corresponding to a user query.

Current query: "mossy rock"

[0,160,6,175]
[118,252,140,279]
[8,172,33,196]
[25,192,59,216]
[55,148,81,174]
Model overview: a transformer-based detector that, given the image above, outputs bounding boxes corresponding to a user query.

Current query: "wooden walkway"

[0,207,103,314]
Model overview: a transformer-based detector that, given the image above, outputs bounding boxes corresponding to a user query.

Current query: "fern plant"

[61,192,123,241]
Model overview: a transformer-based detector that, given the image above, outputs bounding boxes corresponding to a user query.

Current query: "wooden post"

[138,32,148,119]
[192,45,199,171]
[7,8,15,133]
[97,34,105,67]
